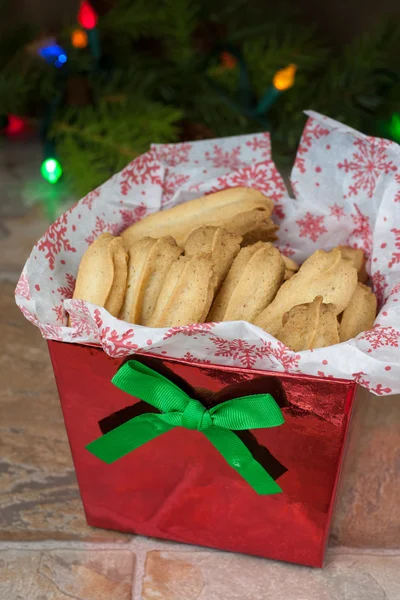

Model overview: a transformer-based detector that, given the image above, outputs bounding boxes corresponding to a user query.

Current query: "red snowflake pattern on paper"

[204,145,244,170]
[296,212,327,242]
[338,138,397,198]
[388,228,400,269]
[38,322,64,341]
[294,119,330,174]
[394,174,400,202]
[273,204,285,220]
[352,372,392,395]
[182,352,212,364]
[119,153,162,196]
[329,204,345,221]
[85,216,119,244]
[57,273,76,299]
[349,204,372,255]
[358,325,400,350]
[163,323,216,340]
[93,309,136,357]
[36,212,76,270]
[155,143,192,167]
[210,337,264,369]
[81,188,100,210]
[52,304,65,323]
[389,281,400,299]
[69,301,100,338]
[258,340,301,372]
[15,273,31,300]
[277,243,295,258]
[212,163,285,201]
[245,133,271,158]
[119,203,147,229]
[371,270,388,306]
[162,172,190,206]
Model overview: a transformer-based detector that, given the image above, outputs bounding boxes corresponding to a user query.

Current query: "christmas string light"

[71,28,88,49]
[256,64,297,115]
[41,158,63,184]
[77,1,101,62]
[38,43,68,68]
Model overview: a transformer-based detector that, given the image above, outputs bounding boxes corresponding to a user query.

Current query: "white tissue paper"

[15,111,400,395]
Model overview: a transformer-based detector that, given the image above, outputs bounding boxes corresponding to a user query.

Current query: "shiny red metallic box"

[48,339,356,568]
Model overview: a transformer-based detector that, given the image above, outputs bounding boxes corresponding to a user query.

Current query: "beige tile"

[0,549,134,600]
[332,387,400,547]
[0,282,128,542]
[141,549,400,600]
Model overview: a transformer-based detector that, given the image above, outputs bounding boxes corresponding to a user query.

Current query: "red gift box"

[48,339,356,568]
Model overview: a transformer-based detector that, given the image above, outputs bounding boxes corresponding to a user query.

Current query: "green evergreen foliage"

[1,0,399,196]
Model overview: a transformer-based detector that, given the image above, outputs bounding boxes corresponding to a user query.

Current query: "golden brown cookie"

[252,249,358,336]
[119,236,183,325]
[208,242,285,323]
[339,282,377,342]
[184,226,242,291]
[281,254,299,281]
[277,296,339,351]
[148,253,217,328]
[337,245,368,283]
[72,233,128,317]
[121,187,274,246]
[222,209,279,245]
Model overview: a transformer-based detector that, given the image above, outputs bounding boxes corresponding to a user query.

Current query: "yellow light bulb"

[273,64,297,91]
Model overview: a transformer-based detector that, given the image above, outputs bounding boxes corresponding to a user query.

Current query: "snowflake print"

[81,188,100,210]
[245,133,271,158]
[273,203,285,220]
[52,304,65,323]
[338,138,397,198]
[371,270,388,306]
[329,204,345,221]
[389,281,400,299]
[294,118,330,174]
[36,212,76,270]
[388,228,400,269]
[212,163,285,200]
[15,273,31,300]
[349,204,372,255]
[351,372,392,395]
[210,337,263,369]
[163,323,216,340]
[119,203,147,229]
[182,351,212,364]
[277,243,295,258]
[69,301,100,339]
[162,172,190,206]
[85,216,119,244]
[38,322,64,341]
[394,174,400,202]
[119,152,162,196]
[296,212,327,242]
[358,325,400,350]
[19,304,39,326]
[204,145,245,170]
[258,340,301,372]
[93,309,136,357]
[57,273,76,299]
[155,143,192,167]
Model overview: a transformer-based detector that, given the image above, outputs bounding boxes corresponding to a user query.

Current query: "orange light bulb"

[273,64,297,91]
[71,28,88,48]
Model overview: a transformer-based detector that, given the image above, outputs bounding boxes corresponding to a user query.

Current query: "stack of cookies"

[72,186,377,351]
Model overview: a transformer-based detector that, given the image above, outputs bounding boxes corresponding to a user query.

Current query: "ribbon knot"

[182,399,212,431]
[86,360,285,495]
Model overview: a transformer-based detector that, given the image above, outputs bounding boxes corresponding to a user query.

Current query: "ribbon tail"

[86,414,175,464]
[203,426,282,495]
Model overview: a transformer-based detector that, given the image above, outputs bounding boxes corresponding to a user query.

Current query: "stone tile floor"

[0,135,399,599]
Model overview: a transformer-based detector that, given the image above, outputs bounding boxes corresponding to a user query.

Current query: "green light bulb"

[41,158,63,184]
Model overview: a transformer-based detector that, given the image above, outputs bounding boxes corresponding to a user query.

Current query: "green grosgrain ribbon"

[86,360,285,495]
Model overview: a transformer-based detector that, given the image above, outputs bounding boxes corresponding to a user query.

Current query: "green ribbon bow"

[87,360,285,495]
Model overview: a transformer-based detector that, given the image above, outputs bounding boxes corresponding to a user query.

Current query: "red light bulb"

[4,115,26,135]
[78,1,97,29]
